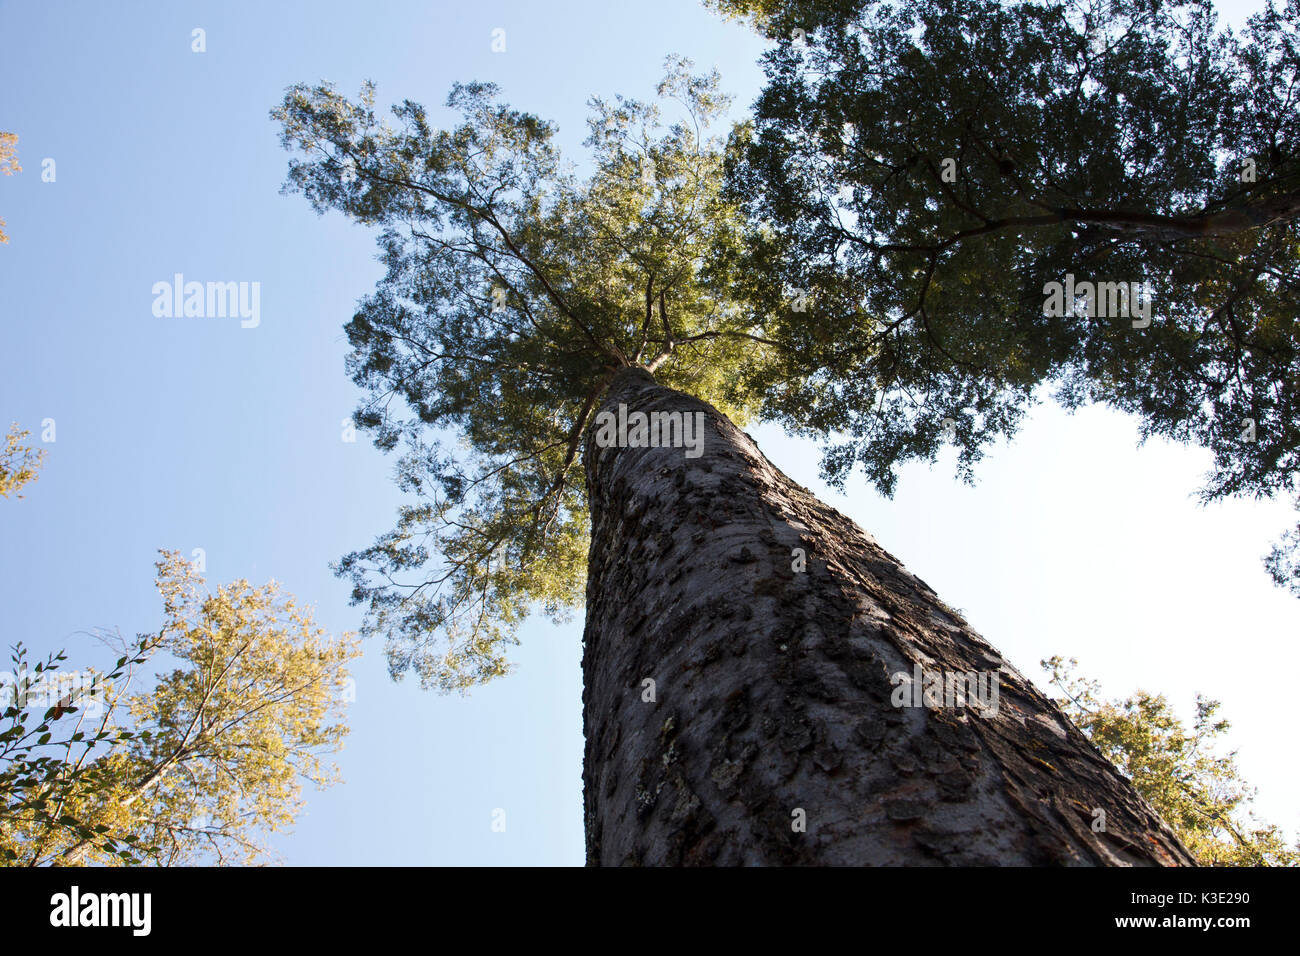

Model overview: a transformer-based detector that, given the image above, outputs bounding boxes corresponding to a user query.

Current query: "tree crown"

[274,60,773,690]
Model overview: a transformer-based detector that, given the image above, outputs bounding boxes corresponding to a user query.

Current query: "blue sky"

[1,0,1296,865]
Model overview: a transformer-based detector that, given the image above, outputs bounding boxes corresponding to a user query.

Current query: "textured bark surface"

[581,367,1195,866]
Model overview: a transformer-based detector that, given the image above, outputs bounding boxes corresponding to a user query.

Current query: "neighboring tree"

[0,423,44,499]
[1264,516,1300,597]
[1045,656,1299,866]
[717,0,1300,590]
[0,131,18,244]
[274,62,1195,865]
[0,551,359,866]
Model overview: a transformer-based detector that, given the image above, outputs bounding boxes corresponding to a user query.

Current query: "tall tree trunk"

[581,367,1194,866]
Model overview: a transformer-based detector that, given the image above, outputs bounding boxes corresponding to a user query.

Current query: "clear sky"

[1,0,1295,865]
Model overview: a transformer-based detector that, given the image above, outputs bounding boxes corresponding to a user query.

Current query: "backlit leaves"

[1045,656,1299,866]
[0,552,359,866]
[274,60,770,691]
[0,423,45,499]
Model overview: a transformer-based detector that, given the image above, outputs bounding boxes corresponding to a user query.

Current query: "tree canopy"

[0,131,17,245]
[1045,656,1298,865]
[0,552,359,866]
[273,60,777,690]
[718,0,1300,587]
[0,423,44,499]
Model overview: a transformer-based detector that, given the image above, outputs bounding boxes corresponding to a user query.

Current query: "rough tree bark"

[581,366,1195,866]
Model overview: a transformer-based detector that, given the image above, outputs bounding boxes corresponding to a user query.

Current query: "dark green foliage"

[722,0,1300,586]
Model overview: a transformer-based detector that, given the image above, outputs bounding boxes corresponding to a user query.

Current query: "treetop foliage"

[720,0,1300,576]
[273,59,776,690]
[0,552,359,866]
[0,423,45,499]
[0,131,18,245]
[1045,656,1298,866]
